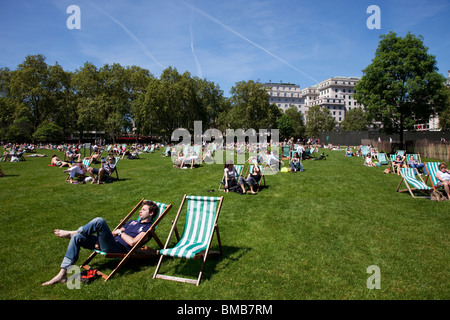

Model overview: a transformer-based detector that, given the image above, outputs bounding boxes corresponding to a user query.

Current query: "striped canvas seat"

[154,195,224,285]
[81,198,172,281]
[396,168,431,198]
[377,153,390,165]
[159,196,220,259]
[424,162,446,192]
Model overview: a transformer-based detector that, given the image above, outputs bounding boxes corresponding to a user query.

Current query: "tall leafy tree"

[305,105,337,138]
[227,80,281,130]
[8,54,51,131]
[340,107,370,131]
[354,32,447,146]
[284,106,305,138]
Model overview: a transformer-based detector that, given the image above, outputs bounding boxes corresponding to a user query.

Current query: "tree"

[354,32,447,146]
[340,108,370,131]
[277,114,294,139]
[305,105,337,138]
[8,54,51,131]
[227,80,281,130]
[438,87,450,131]
[284,106,305,138]
[32,120,63,142]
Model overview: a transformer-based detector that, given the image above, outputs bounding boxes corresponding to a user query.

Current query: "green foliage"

[32,121,63,142]
[354,32,447,144]
[305,105,337,138]
[438,88,450,131]
[226,80,281,130]
[340,108,370,131]
[277,114,294,139]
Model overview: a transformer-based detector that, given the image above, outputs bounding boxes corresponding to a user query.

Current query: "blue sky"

[1,0,449,96]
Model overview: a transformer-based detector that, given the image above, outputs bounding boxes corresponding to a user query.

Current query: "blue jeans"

[61,217,123,269]
[290,161,303,172]
[410,163,427,175]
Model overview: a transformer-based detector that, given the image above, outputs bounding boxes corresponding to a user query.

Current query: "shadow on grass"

[153,245,251,284]
[83,245,251,283]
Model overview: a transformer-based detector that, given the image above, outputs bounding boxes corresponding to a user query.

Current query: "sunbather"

[87,156,116,184]
[41,201,159,286]
[50,154,71,167]
[238,163,261,195]
[436,162,450,200]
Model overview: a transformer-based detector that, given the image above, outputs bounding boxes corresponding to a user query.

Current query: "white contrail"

[189,14,203,78]
[90,3,165,69]
[182,1,318,83]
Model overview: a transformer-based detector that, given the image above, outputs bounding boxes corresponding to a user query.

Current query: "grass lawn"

[0,146,448,300]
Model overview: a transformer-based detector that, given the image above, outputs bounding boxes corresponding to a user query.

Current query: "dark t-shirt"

[115,220,152,252]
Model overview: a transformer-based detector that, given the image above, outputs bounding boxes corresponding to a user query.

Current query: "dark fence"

[319,130,450,161]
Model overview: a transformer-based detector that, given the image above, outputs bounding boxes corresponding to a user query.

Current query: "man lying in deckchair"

[41,201,159,286]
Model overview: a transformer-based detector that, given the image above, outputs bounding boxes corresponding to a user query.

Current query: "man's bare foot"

[54,229,77,239]
[41,269,67,286]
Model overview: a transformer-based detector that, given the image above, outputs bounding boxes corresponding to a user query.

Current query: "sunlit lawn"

[0,146,448,300]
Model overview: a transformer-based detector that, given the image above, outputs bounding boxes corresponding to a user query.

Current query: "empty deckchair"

[360,145,370,157]
[377,153,390,165]
[218,164,243,191]
[395,150,405,157]
[153,195,224,286]
[396,168,432,198]
[81,198,172,281]
[113,156,120,180]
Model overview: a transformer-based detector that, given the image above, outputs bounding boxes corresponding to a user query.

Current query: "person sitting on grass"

[436,162,450,200]
[289,152,303,172]
[238,163,261,195]
[364,154,377,167]
[41,201,159,286]
[87,156,116,184]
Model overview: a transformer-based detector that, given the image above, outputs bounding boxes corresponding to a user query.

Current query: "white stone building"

[263,76,363,124]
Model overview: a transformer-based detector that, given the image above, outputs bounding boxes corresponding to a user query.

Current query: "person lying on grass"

[41,200,159,286]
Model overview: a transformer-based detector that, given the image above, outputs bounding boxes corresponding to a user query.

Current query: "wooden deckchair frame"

[153,195,224,286]
[80,198,172,281]
[396,168,432,198]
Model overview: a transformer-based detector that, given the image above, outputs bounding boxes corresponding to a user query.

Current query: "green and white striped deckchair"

[113,156,120,180]
[246,164,266,189]
[396,168,432,198]
[153,195,224,286]
[218,164,244,191]
[81,198,172,281]
[424,162,446,192]
[377,153,390,165]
